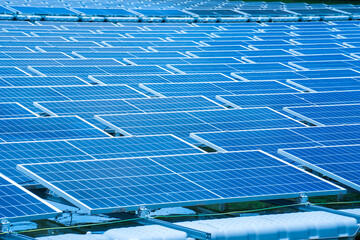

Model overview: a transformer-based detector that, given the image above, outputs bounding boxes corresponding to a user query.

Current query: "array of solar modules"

[2,4,360,225]
[0,2,360,23]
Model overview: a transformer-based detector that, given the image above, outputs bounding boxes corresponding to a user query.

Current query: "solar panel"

[289,61,356,70]
[125,57,242,66]
[29,65,171,77]
[2,52,71,59]
[0,140,95,184]
[191,128,320,155]
[279,145,360,191]
[298,69,360,79]
[0,134,202,184]
[233,71,307,81]
[0,59,61,67]
[34,99,141,126]
[217,93,312,111]
[53,85,146,101]
[287,78,360,92]
[89,73,235,85]
[168,63,292,75]
[67,135,203,160]
[300,90,360,105]
[35,96,224,123]
[124,96,224,112]
[217,91,360,111]
[17,151,344,214]
[0,116,109,142]
[0,87,69,111]
[140,81,299,98]
[0,173,61,222]
[0,103,36,119]
[193,123,360,154]
[96,108,303,142]
[0,67,29,77]
[290,124,360,146]
[0,76,90,87]
[284,104,360,126]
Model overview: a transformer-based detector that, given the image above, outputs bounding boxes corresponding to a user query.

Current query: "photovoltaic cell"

[18,151,344,214]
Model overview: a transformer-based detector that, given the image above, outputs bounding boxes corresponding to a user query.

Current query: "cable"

[2,200,360,236]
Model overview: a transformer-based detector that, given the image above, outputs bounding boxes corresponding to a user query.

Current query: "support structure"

[138,207,211,240]
[296,194,360,223]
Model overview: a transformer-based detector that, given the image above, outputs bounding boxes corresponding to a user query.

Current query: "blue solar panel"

[298,69,360,79]
[0,103,36,118]
[290,61,356,70]
[0,141,94,184]
[168,63,292,75]
[287,78,360,92]
[284,104,360,126]
[125,57,242,66]
[191,128,318,155]
[0,6,13,14]
[67,135,203,160]
[0,116,108,142]
[124,96,224,112]
[244,54,353,63]
[193,124,360,154]
[17,151,344,214]
[0,173,61,222]
[0,67,29,77]
[279,145,360,191]
[291,124,360,146]
[51,85,146,101]
[29,65,171,77]
[96,108,303,142]
[89,73,235,85]
[217,94,312,111]
[233,71,307,81]
[1,76,89,87]
[217,91,360,111]
[11,6,76,15]
[35,96,224,124]
[140,81,299,98]
[0,135,202,184]
[3,52,71,59]
[0,59,61,67]
[0,87,69,111]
